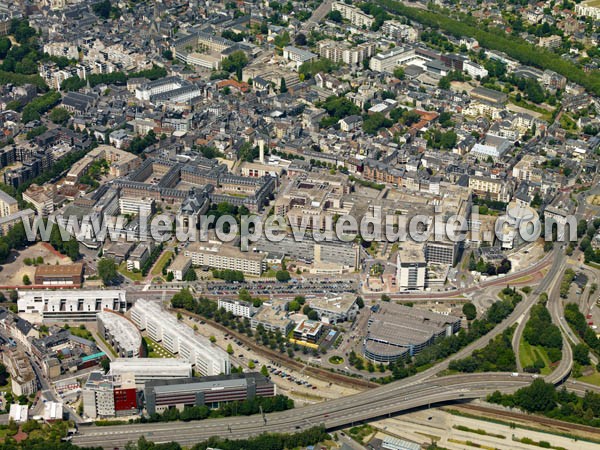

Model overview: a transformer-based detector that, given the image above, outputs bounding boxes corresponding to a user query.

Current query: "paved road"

[72,374,533,448]
[73,260,576,450]
[512,252,567,371]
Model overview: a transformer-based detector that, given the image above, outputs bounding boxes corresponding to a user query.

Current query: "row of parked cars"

[267,365,317,389]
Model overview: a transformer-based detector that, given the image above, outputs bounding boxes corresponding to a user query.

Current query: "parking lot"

[181,315,360,405]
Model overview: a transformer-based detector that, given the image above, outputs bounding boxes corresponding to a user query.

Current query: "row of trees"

[21,91,61,123]
[565,302,600,358]
[559,268,576,298]
[142,394,293,423]
[378,0,600,95]
[212,269,245,282]
[489,379,600,427]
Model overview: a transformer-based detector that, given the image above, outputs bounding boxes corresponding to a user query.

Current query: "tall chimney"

[258,139,265,164]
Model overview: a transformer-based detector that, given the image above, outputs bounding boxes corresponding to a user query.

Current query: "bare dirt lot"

[0,242,71,286]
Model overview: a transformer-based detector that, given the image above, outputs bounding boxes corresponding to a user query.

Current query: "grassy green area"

[117,262,143,281]
[577,370,600,386]
[519,339,552,375]
[262,268,278,278]
[144,337,174,358]
[348,424,375,444]
[328,356,344,365]
[453,425,505,439]
[151,250,173,276]
[65,325,95,342]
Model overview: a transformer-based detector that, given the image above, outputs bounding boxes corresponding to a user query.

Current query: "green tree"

[0,37,11,59]
[275,270,291,282]
[280,77,287,93]
[328,10,343,22]
[98,258,119,285]
[356,296,365,309]
[221,50,248,74]
[92,0,112,19]
[227,343,234,355]
[393,66,405,79]
[49,107,70,125]
[184,268,197,281]
[462,302,477,320]
[573,343,590,366]
[260,365,269,377]
[22,274,31,285]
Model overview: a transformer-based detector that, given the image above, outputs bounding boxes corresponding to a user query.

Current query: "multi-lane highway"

[72,374,534,448]
[73,249,578,449]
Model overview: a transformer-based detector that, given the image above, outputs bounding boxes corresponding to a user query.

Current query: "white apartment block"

[381,20,418,42]
[575,3,600,20]
[218,299,256,318]
[332,2,375,28]
[43,42,79,60]
[318,40,376,66]
[463,60,488,79]
[282,46,318,68]
[18,290,127,322]
[130,299,230,376]
[0,190,18,218]
[167,255,192,281]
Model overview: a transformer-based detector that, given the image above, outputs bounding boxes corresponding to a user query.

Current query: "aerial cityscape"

[0,0,598,449]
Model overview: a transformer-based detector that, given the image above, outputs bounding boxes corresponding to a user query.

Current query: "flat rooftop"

[35,263,84,278]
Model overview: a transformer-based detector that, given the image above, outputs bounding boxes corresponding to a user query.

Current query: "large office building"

[397,244,427,291]
[130,299,230,376]
[0,209,34,237]
[424,240,459,266]
[17,290,128,322]
[144,373,276,415]
[306,294,359,324]
[82,371,138,419]
[369,46,438,73]
[292,320,324,344]
[363,303,461,363]
[109,358,192,388]
[184,241,266,276]
[97,311,142,358]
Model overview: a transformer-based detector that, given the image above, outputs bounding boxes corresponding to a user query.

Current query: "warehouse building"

[363,303,461,363]
[144,373,276,415]
[34,263,84,286]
